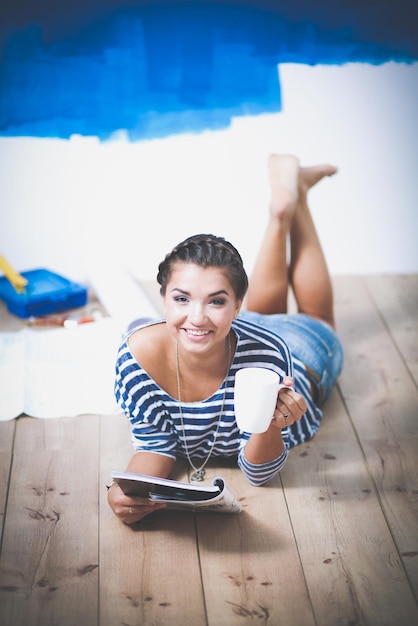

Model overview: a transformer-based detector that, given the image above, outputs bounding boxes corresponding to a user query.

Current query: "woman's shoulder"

[127,320,167,365]
[125,321,179,396]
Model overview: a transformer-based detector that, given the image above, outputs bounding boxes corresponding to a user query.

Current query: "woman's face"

[163,262,242,355]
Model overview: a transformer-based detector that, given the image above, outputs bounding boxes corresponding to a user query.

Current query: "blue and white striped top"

[115,316,322,485]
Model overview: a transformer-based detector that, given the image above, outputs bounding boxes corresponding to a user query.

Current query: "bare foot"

[298,164,338,196]
[268,154,299,222]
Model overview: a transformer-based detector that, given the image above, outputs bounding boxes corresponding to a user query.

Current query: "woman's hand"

[243,376,307,464]
[107,451,174,524]
[107,482,167,525]
[272,376,307,429]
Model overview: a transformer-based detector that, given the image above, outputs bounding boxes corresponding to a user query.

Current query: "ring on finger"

[129,506,133,514]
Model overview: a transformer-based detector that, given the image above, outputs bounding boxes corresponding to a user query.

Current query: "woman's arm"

[238,377,307,485]
[107,451,175,525]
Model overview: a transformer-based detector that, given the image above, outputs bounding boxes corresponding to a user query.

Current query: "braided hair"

[157,234,248,300]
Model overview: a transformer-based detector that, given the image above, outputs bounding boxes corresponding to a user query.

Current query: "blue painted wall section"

[0,1,417,141]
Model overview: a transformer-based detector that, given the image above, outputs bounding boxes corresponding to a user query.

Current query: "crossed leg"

[246,154,338,329]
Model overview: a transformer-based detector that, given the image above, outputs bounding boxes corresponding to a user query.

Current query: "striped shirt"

[114,316,322,485]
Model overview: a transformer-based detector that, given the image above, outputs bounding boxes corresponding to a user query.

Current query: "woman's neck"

[174,331,234,402]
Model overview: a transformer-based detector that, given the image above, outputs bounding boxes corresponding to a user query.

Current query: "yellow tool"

[0,255,28,294]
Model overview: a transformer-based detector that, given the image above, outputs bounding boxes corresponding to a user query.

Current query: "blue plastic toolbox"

[0,268,88,318]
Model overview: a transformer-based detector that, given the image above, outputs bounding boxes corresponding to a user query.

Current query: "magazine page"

[172,478,241,513]
[112,472,241,514]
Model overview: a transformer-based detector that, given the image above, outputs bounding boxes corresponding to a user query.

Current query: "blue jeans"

[239,311,344,406]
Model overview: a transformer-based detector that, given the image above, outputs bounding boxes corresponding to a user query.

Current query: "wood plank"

[282,390,418,625]
[0,420,15,541]
[335,276,418,600]
[99,412,207,626]
[0,414,100,626]
[365,274,418,386]
[196,461,316,626]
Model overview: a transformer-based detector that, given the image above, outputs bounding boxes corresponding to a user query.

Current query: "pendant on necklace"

[191,469,206,482]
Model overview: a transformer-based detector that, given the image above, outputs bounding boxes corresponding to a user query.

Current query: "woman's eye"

[174,296,188,303]
[211,298,226,306]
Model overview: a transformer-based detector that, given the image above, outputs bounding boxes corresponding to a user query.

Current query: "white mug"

[234,367,284,433]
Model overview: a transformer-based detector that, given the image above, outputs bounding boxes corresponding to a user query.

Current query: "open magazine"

[111,471,241,514]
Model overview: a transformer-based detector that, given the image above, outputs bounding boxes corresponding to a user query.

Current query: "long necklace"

[175,334,231,482]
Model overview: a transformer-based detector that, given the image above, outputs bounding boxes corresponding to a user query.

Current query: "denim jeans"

[239,311,344,405]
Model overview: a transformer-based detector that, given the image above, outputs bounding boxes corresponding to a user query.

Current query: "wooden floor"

[0,275,417,626]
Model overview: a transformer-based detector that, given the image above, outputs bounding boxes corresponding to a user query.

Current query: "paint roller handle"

[0,255,28,293]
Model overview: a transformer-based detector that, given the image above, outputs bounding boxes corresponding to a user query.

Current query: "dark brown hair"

[157,233,248,300]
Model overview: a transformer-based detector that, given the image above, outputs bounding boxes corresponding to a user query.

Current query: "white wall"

[1,61,417,285]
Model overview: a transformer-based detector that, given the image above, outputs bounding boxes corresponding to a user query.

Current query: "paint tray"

[0,268,88,318]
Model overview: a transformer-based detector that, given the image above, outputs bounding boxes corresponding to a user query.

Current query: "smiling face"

[163,262,242,355]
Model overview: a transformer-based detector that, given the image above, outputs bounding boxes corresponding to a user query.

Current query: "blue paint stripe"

[0,3,416,141]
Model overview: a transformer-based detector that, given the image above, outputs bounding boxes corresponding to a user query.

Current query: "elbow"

[244,469,281,487]
[238,448,288,486]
